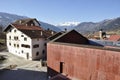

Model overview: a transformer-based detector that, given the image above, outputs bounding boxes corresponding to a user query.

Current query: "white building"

[4,18,53,60]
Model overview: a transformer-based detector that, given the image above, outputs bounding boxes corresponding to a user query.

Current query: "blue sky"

[0,0,120,25]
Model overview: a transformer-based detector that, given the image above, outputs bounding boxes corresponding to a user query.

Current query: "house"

[47,30,120,80]
[51,30,89,44]
[87,29,107,40]
[108,35,120,41]
[4,18,53,60]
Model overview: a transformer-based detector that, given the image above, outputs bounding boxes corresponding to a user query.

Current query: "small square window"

[17,44,19,48]
[42,50,45,54]
[21,35,24,37]
[9,36,11,40]
[21,50,24,53]
[44,43,47,46]
[14,44,16,47]
[9,43,11,46]
[14,30,16,32]
[24,37,27,41]
[36,52,39,56]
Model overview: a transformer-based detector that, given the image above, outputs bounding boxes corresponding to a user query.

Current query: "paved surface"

[0,51,47,80]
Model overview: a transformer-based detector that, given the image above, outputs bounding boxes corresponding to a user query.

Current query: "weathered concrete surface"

[47,42,120,80]
[0,51,47,80]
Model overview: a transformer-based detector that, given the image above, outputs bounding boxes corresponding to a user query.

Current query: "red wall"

[47,42,120,80]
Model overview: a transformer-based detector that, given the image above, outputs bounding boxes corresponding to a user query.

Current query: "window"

[16,37,18,40]
[14,30,16,33]
[21,44,30,48]
[36,52,39,56]
[21,50,24,53]
[21,35,24,37]
[9,43,11,46]
[9,36,11,40]
[24,37,27,41]
[44,43,47,46]
[14,44,16,47]
[33,44,39,48]
[14,36,18,40]
[42,50,45,54]
[17,44,19,48]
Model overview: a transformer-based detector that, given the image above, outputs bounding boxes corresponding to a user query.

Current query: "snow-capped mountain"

[56,22,80,31]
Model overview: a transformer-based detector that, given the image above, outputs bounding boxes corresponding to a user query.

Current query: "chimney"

[41,31,43,36]
[51,31,54,35]
[64,28,67,32]
[99,29,103,39]
[19,20,22,24]
[26,24,28,26]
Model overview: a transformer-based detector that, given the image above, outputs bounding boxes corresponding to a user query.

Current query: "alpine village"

[0,14,120,80]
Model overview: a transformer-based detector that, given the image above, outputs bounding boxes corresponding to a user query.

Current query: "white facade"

[6,27,46,60]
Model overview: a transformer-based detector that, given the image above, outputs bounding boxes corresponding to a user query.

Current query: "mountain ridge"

[0,12,61,32]
[0,12,120,34]
[74,17,120,34]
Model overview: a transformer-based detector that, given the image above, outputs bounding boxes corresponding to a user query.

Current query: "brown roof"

[4,24,52,39]
[13,18,40,26]
[12,24,43,30]
[48,32,64,40]
[109,35,120,41]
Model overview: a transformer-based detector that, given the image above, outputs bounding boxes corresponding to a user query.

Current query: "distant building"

[89,29,107,40]
[47,30,120,80]
[4,18,53,60]
[108,35,120,41]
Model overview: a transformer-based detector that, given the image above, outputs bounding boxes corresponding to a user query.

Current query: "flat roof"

[49,42,120,52]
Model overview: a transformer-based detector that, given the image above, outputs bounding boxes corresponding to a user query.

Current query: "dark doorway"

[26,53,29,59]
[60,62,64,73]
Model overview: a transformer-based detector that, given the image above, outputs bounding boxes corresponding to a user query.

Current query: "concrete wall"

[32,38,46,60]
[47,42,120,80]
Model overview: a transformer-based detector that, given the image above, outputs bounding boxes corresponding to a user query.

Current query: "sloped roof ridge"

[51,29,83,42]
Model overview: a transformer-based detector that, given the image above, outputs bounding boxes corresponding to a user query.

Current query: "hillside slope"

[75,17,120,34]
[0,12,61,32]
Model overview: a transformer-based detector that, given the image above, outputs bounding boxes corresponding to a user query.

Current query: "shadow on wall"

[0,69,47,80]
[47,67,70,80]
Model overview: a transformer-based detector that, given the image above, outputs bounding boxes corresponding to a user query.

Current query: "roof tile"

[109,35,120,41]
